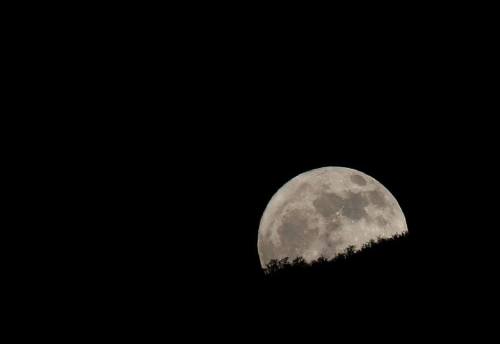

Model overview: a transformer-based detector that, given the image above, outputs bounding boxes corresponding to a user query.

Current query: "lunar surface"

[257,167,407,268]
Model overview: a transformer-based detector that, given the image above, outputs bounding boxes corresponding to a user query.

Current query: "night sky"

[78,28,496,333]
[23,6,498,339]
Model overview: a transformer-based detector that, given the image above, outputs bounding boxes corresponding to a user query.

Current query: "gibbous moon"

[257,167,408,268]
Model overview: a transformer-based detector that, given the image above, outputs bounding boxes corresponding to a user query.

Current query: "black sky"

[20,6,500,338]
[79,20,498,331]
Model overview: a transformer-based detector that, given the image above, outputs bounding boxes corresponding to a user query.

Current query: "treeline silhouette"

[264,233,411,276]
[260,232,417,297]
[255,231,486,327]
[254,232,422,318]
[265,234,404,271]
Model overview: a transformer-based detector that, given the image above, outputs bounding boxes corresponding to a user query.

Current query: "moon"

[257,167,408,268]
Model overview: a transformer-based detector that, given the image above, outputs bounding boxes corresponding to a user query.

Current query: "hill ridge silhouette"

[263,232,413,281]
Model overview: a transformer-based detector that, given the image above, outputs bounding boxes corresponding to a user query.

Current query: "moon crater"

[350,174,367,186]
[341,191,369,221]
[313,192,344,218]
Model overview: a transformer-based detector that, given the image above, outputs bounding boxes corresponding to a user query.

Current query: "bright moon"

[257,167,408,268]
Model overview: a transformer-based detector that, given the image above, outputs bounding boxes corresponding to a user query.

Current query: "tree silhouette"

[263,232,412,282]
